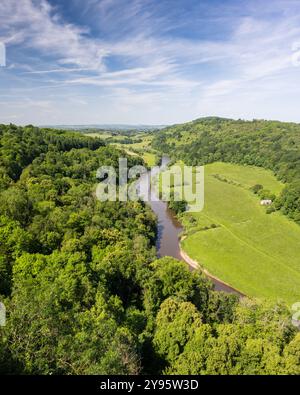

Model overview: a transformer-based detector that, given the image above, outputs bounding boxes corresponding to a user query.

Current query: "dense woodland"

[152,117,300,223]
[0,124,299,375]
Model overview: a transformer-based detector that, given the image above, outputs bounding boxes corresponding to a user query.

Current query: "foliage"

[152,117,300,223]
[0,124,299,375]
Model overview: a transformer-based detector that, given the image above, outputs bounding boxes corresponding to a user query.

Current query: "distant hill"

[41,124,167,132]
[152,117,300,224]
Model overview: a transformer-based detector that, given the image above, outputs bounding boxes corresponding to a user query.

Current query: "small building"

[260,199,272,206]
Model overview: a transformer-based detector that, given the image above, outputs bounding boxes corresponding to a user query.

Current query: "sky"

[0,0,300,125]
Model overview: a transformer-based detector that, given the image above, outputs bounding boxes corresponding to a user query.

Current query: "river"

[138,155,242,296]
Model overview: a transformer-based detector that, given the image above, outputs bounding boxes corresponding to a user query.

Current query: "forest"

[152,117,300,224]
[0,124,299,375]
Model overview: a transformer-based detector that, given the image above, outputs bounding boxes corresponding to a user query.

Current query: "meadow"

[85,131,157,166]
[178,162,300,303]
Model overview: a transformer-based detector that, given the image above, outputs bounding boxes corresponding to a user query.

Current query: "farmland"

[85,130,157,166]
[178,162,300,303]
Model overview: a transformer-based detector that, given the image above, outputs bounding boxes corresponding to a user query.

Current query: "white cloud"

[0,0,107,69]
[1,0,300,124]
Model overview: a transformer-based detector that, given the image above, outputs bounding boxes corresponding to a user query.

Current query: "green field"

[114,145,156,166]
[86,132,156,166]
[141,151,156,166]
[179,162,300,303]
[114,135,157,166]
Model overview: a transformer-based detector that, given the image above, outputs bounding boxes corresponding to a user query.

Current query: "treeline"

[152,117,300,223]
[0,125,299,375]
[0,124,104,187]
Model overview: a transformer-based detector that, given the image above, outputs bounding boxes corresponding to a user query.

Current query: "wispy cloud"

[1,0,300,124]
[0,0,107,69]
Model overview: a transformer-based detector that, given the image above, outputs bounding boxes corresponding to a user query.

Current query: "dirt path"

[179,246,245,297]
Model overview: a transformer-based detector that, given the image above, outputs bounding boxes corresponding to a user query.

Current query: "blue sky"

[0,0,300,125]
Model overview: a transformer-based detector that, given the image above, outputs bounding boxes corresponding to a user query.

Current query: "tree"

[250,184,263,194]
[153,298,203,365]
[0,187,32,226]
[5,251,140,374]
[283,333,300,374]
[143,257,212,320]
[166,324,213,374]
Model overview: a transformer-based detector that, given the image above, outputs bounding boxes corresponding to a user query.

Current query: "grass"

[112,135,156,167]
[142,151,157,167]
[84,132,114,139]
[175,162,300,303]
[114,145,156,166]
[85,131,157,167]
[125,134,154,149]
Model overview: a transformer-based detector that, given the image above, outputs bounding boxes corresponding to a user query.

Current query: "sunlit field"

[179,162,300,303]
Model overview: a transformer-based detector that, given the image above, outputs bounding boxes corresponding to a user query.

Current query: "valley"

[104,119,300,303]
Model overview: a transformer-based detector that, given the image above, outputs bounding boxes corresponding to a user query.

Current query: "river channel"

[138,155,242,295]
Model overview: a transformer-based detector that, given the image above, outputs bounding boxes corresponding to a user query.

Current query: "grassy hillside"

[1,125,300,375]
[152,117,300,224]
[85,131,157,166]
[179,162,300,303]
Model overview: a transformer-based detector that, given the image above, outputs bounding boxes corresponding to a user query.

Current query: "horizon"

[5,115,300,128]
[1,0,300,124]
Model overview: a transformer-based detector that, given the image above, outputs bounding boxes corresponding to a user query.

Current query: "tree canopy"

[152,118,300,224]
[0,124,299,375]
